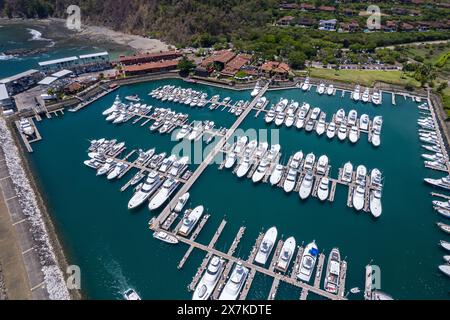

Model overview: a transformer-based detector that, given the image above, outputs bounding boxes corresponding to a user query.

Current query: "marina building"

[122,60,179,76]
[119,51,182,66]
[0,83,13,110]
[0,69,43,95]
[200,50,236,71]
[220,54,253,77]
[260,61,291,80]
[38,52,111,74]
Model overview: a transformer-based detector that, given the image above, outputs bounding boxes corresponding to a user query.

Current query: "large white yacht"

[352,183,366,211]
[316,119,326,135]
[341,162,353,183]
[424,175,450,191]
[283,168,298,193]
[324,248,341,294]
[192,256,225,300]
[297,241,319,282]
[236,156,252,178]
[218,262,249,300]
[128,171,162,209]
[372,91,382,105]
[337,123,347,141]
[252,159,270,183]
[270,164,284,186]
[174,193,190,213]
[301,78,310,91]
[255,226,278,265]
[274,112,285,126]
[347,110,357,126]
[234,136,248,154]
[370,190,382,218]
[317,177,330,201]
[265,108,276,124]
[303,153,315,171]
[175,125,191,140]
[159,155,177,173]
[169,156,189,177]
[275,236,296,272]
[96,158,116,176]
[335,109,345,124]
[19,118,35,136]
[361,88,370,103]
[148,178,179,211]
[317,83,326,95]
[251,81,262,97]
[352,85,361,101]
[107,162,128,180]
[326,121,336,139]
[178,205,204,236]
[349,126,359,143]
[153,231,179,244]
[299,171,314,200]
[224,152,237,169]
[103,95,121,116]
[316,155,329,175]
[359,114,369,131]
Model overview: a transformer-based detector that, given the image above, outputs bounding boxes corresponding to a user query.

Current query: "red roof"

[319,5,335,12]
[119,51,181,64]
[261,61,290,74]
[201,50,236,67]
[123,60,178,73]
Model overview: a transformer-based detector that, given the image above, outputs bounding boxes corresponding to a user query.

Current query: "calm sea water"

[3,23,449,300]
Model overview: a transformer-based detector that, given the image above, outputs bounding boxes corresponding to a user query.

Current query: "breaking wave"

[27,28,55,48]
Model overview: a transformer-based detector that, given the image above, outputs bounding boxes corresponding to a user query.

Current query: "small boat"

[316,155,328,175]
[337,123,347,141]
[440,240,450,251]
[335,109,345,124]
[310,107,321,121]
[265,109,276,124]
[178,206,204,236]
[299,171,314,200]
[372,128,381,147]
[315,119,326,136]
[125,95,140,102]
[372,91,381,105]
[305,120,314,132]
[327,84,334,95]
[437,222,450,234]
[174,193,190,213]
[275,236,296,272]
[317,177,330,201]
[350,287,361,294]
[297,241,319,282]
[251,81,262,97]
[359,114,369,131]
[218,262,249,300]
[123,288,141,300]
[326,122,336,139]
[370,190,382,218]
[438,265,450,277]
[255,226,278,265]
[371,290,394,300]
[19,118,35,136]
[192,256,225,300]
[347,110,357,126]
[224,152,237,169]
[301,78,310,91]
[153,231,178,244]
[349,126,359,143]
[317,83,326,95]
[361,88,370,103]
[236,156,252,178]
[435,207,450,219]
[341,162,353,182]
[270,164,284,186]
[324,248,341,294]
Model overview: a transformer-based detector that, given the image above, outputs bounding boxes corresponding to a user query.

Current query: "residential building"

[260,61,291,80]
[119,51,182,66]
[277,16,295,26]
[220,54,253,77]
[319,19,337,31]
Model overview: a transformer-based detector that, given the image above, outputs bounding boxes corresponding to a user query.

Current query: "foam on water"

[27,28,55,47]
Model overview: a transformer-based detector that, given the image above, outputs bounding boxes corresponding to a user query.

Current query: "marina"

[15,76,450,300]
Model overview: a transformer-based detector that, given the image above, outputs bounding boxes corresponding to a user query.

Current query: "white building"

[319,19,337,31]
[38,52,111,74]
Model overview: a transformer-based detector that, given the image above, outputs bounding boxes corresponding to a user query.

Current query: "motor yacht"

[153,231,178,244]
[348,110,357,126]
[361,88,370,103]
[96,158,115,176]
[359,114,369,130]
[291,151,304,170]
[301,78,310,91]
[317,177,330,201]
[299,171,314,200]
[327,84,334,95]
[310,107,321,121]
[174,193,190,213]
[236,156,252,178]
[123,289,141,300]
[285,114,295,127]
[19,118,35,136]
[175,125,191,140]
[159,155,177,173]
[370,190,382,218]
[372,91,381,105]
[192,256,225,300]
[274,112,285,126]
[341,162,353,182]
[326,121,336,139]
[218,262,249,300]
[275,236,296,272]
[324,248,341,294]
[224,152,237,169]
[283,169,297,193]
[169,156,189,176]
[317,83,326,95]
[128,171,162,209]
[255,227,278,265]
[251,81,262,97]
[353,183,366,211]
[303,153,315,171]
[178,205,204,236]
[352,85,361,101]
[148,178,179,211]
[316,119,326,135]
[270,164,284,186]
[335,109,345,124]
[107,162,127,180]
[424,175,450,191]
[265,109,276,124]
[252,159,270,183]
[297,241,319,282]
[349,126,359,143]
[316,155,329,175]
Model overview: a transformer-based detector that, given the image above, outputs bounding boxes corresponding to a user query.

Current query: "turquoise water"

[26,78,450,300]
[2,22,449,300]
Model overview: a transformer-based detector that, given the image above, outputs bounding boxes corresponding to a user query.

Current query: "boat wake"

[103,256,133,299]
[27,28,55,48]
[0,53,19,61]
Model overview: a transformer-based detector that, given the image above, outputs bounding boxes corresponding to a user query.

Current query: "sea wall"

[0,118,70,300]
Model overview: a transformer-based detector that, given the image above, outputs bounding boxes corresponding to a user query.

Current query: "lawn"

[308,68,421,88]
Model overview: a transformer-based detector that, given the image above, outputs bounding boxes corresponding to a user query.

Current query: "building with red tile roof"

[123,60,179,76]
[119,51,182,66]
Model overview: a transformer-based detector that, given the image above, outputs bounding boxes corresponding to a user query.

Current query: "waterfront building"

[122,60,179,76]
[220,54,253,78]
[0,69,43,95]
[119,51,182,66]
[38,52,111,74]
[39,56,79,74]
[0,83,13,110]
[200,50,236,72]
[260,61,291,80]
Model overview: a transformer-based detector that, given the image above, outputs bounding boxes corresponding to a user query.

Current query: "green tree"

[177,57,196,75]
[288,52,307,70]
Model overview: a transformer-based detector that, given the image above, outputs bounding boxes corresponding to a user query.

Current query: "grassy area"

[441,87,450,118]
[308,68,421,88]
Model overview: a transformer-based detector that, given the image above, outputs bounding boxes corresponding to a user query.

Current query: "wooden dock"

[313,253,326,288]
[239,268,257,300]
[267,278,280,300]
[338,260,347,298]
[228,226,246,256]
[177,214,210,269]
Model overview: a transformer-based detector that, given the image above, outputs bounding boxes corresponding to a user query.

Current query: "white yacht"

[174,193,190,213]
[274,113,285,126]
[370,190,382,218]
[349,126,359,143]
[352,183,366,211]
[359,114,369,130]
[123,289,141,300]
[265,109,276,124]
[317,83,326,95]
[438,265,450,277]
[337,123,347,141]
[275,98,288,113]
[218,262,249,300]
[243,140,258,157]
[299,171,314,200]
[169,156,189,176]
[327,84,334,95]
[424,175,450,191]
[335,109,345,124]
[254,142,269,159]
[301,78,310,91]
[105,111,119,122]
[437,222,450,234]
[251,81,262,97]
[372,128,381,147]
[236,156,252,178]
[341,162,353,183]
[103,95,121,115]
[291,151,304,170]
[295,111,306,129]
[159,155,177,173]
[224,152,237,169]
[372,91,381,105]
[255,227,278,265]
[324,248,341,294]
[361,88,370,103]
[316,119,326,136]
[252,159,270,183]
[192,256,225,300]
[310,107,321,120]
[283,168,298,193]
[153,231,178,244]
[297,241,319,282]
[128,171,162,209]
[440,240,450,251]
[107,162,127,180]
[234,136,248,154]
[19,118,35,136]
[178,206,204,236]
[326,121,336,139]
[303,153,315,171]
[96,158,115,176]
[270,164,284,186]
[188,124,203,141]
[285,114,295,127]
[316,155,329,175]
[352,85,361,101]
[175,125,191,140]
[356,165,367,183]
[275,236,296,272]
[347,110,357,126]
[317,177,330,201]
[148,178,179,211]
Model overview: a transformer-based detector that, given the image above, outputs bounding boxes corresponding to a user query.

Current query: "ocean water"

[2,23,449,300]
